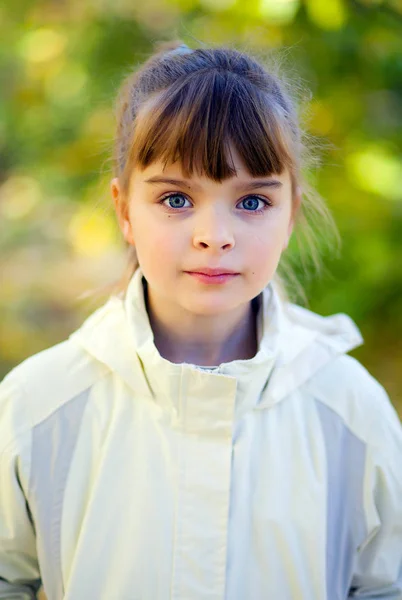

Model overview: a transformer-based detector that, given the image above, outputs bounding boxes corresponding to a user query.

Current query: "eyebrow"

[144,176,283,191]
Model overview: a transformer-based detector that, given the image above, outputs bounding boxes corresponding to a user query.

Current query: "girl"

[0,41,401,600]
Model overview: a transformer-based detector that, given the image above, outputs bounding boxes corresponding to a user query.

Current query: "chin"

[180,296,241,317]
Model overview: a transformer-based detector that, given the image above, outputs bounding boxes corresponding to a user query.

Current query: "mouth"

[184,270,239,285]
[185,268,239,276]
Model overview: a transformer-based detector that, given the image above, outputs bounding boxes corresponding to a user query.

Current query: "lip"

[185,268,239,276]
[185,270,239,285]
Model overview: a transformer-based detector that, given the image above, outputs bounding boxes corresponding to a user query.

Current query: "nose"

[192,207,235,252]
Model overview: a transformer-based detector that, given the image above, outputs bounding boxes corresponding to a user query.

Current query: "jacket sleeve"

[0,373,42,599]
[348,383,402,599]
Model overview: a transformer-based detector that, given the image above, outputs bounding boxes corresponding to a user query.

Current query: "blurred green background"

[1,0,401,414]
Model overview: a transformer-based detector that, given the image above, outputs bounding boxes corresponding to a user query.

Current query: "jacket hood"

[71,268,364,419]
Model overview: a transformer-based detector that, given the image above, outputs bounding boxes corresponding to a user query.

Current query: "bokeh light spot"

[0,176,42,219]
[308,100,334,135]
[21,29,66,64]
[346,146,402,201]
[260,0,300,24]
[44,63,88,104]
[200,0,236,10]
[305,0,347,30]
[68,205,117,257]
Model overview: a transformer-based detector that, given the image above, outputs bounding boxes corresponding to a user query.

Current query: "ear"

[282,186,302,251]
[111,177,135,246]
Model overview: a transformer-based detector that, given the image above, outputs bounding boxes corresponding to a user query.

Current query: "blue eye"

[161,193,189,209]
[239,196,269,213]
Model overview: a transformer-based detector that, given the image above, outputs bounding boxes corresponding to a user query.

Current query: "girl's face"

[112,146,300,318]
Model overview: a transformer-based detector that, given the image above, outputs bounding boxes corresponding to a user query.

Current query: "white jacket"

[1,268,401,600]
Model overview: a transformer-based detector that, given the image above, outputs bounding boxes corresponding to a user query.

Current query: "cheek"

[132,217,183,270]
[245,218,289,273]
[247,219,287,253]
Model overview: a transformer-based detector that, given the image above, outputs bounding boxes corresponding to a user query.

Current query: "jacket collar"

[72,268,364,421]
[123,268,281,420]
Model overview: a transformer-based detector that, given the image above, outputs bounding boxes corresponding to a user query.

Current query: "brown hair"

[111,40,340,306]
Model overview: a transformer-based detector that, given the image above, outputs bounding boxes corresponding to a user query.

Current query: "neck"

[145,284,259,366]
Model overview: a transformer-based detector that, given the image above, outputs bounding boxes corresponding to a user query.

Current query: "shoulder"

[306,352,380,397]
[0,336,109,452]
[304,353,402,450]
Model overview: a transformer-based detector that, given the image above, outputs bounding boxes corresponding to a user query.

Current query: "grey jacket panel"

[28,389,90,600]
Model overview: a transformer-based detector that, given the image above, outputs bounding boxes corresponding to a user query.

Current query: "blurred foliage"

[0,0,401,413]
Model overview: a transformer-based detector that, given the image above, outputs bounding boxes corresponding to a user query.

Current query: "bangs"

[127,69,295,182]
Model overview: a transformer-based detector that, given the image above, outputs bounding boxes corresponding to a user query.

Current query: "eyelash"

[159,192,272,215]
